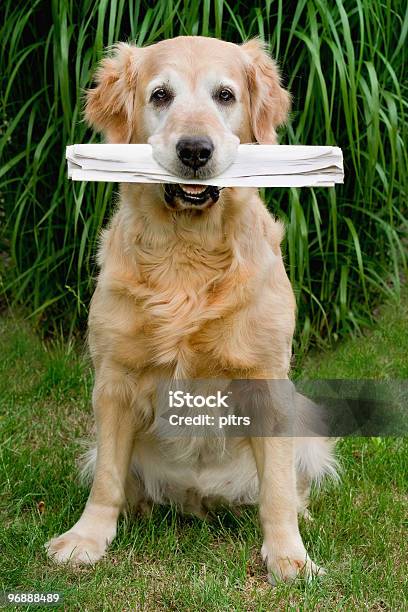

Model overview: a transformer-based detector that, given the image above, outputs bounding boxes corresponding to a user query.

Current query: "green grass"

[1,295,407,610]
[1,1,407,351]
[301,291,408,378]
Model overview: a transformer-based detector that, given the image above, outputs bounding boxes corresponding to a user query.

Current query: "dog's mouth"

[164,183,220,210]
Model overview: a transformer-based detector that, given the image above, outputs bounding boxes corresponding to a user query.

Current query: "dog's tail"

[294,392,340,486]
[79,443,97,486]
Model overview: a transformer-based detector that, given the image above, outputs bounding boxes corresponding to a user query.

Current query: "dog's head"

[85,37,290,210]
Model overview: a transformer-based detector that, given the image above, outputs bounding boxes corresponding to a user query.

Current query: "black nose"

[176,136,214,170]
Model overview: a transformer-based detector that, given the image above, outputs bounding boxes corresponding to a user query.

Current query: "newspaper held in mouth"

[66,144,344,188]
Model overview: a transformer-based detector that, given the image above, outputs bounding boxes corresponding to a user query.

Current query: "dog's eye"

[150,87,173,105]
[216,88,235,103]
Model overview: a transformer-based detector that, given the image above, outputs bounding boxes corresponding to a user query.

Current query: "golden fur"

[46,36,335,583]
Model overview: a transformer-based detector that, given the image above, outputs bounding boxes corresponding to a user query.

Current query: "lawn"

[0,296,407,611]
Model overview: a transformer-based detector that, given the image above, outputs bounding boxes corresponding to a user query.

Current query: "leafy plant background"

[1,0,407,353]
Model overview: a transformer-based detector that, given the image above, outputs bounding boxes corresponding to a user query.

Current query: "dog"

[46,36,336,583]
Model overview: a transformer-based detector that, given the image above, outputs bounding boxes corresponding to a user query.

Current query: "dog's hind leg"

[296,471,312,519]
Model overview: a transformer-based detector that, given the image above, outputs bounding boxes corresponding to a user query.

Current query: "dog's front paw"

[261,542,325,584]
[45,531,107,565]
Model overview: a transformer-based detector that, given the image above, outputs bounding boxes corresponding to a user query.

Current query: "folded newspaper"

[66,144,343,188]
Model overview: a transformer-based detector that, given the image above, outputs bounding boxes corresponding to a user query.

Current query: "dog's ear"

[85,43,142,143]
[241,39,290,143]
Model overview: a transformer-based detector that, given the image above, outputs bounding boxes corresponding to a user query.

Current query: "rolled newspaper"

[66,144,343,188]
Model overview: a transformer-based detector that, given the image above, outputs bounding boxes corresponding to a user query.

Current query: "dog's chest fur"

[131,238,254,377]
[89,194,294,383]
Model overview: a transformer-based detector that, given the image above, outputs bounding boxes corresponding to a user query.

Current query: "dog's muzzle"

[164,183,220,209]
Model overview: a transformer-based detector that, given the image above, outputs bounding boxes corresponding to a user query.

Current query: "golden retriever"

[46,36,336,584]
